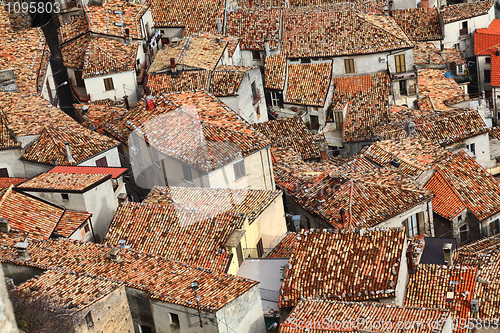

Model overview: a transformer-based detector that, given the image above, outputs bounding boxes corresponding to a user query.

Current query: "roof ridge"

[356,11,412,45]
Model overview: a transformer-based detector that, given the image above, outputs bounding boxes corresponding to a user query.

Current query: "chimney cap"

[15,241,28,250]
[109,247,120,256]
[443,243,453,251]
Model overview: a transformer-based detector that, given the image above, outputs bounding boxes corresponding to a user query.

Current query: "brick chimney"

[443,243,453,265]
[0,218,10,233]
[108,247,122,263]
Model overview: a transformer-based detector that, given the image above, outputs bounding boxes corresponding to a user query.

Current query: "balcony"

[459,28,469,37]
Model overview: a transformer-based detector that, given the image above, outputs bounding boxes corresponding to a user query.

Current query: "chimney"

[216,18,222,34]
[443,243,453,265]
[440,42,444,51]
[264,36,270,57]
[64,142,76,164]
[0,218,10,233]
[340,208,347,228]
[15,241,29,260]
[108,247,122,263]
[117,192,128,205]
[445,291,454,302]
[118,239,126,249]
[406,246,415,273]
[419,0,429,8]
[123,95,130,110]
[146,96,155,111]
[471,299,479,313]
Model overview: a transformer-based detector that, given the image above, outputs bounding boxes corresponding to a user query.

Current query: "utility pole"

[190,281,203,328]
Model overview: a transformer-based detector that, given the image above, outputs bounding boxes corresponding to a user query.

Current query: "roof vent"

[64,142,76,164]
[405,121,417,135]
[117,192,128,205]
[443,243,453,266]
[471,299,479,313]
[15,241,29,261]
[216,18,222,34]
[446,291,454,302]
[0,218,10,233]
[108,247,123,263]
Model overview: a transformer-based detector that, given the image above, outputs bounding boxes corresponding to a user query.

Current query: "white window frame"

[270,91,280,107]
[408,214,419,238]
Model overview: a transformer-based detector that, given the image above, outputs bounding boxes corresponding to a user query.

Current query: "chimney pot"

[15,241,29,260]
[117,192,128,204]
[443,243,453,266]
[123,95,130,110]
[0,218,10,233]
[109,247,122,263]
[170,57,176,69]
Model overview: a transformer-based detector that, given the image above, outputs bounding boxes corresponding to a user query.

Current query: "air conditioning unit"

[379,57,386,63]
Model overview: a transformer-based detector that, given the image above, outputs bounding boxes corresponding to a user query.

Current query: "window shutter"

[418,211,425,235]
[403,218,409,238]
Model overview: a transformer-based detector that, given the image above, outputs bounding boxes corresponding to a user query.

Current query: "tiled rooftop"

[405,264,477,330]
[281,8,413,58]
[22,125,118,166]
[0,187,64,240]
[279,228,405,308]
[226,8,281,51]
[129,91,270,171]
[146,71,209,95]
[280,299,450,333]
[148,33,236,73]
[0,93,79,138]
[83,0,150,39]
[392,8,442,41]
[17,172,110,192]
[75,103,129,143]
[457,233,500,255]
[55,210,92,238]
[264,53,286,90]
[0,178,27,189]
[48,166,127,179]
[364,137,451,177]
[414,42,465,65]
[0,238,258,311]
[62,33,138,78]
[0,8,46,94]
[475,19,500,55]
[266,232,298,258]
[58,15,89,44]
[0,117,20,149]
[209,66,256,97]
[418,69,469,111]
[285,62,332,106]
[253,117,320,160]
[150,0,224,35]
[425,151,500,221]
[144,186,281,223]
[332,72,391,142]
[105,201,245,272]
[441,1,493,24]
[15,270,124,313]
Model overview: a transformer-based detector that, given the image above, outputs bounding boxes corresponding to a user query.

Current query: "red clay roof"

[0,178,28,189]
[55,210,92,238]
[266,232,298,258]
[0,238,258,312]
[424,169,465,220]
[48,166,127,179]
[279,228,405,308]
[285,62,333,107]
[17,173,110,192]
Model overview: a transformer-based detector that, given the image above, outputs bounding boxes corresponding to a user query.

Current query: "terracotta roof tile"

[48,166,127,179]
[332,72,391,142]
[0,238,257,311]
[55,210,92,238]
[58,15,90,44]
[417,69,469,110]
[129,91,270,171]
[475,20,500,55]
[0,188,64,240]
[280,299,450,333]
[144,186,281,223]
[425,151,500,221]
[75,103,129,143]
[282,8,413,58]
[425,169,464,220]
[0,93,80,137]
[414,42,465,65]
[266,232,298,258]
[279,228,405,308]
[441,1,493,24]
[0,116,20,149]
[253,117,320,160]
[264,54,286,90]
[0,178,27,189]
[17,173,109,192]
[22,125,118,166]
[150,0,225,35]
[148,33,236,73]
[146,71,209,95]
[392,8,442,41]
[457,233,500,256]
[285,62,332,106]
[226,8,281,51]
[15,270,124,313]
[236,0,285,8]
[210,66,256,96]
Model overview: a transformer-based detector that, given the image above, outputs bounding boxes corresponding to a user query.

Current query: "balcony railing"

[459,28,469,36]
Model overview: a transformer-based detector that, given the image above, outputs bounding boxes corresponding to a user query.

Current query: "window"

[139,325,153,333]
[457,65,463,74]
[490,219,500,235]
[344,58,355,74]
[467,143,475,156]
[333,111,343,132]
[252,50,261,60]
[236,242,244,266]
[233,160,246,180]
[270,91,280,107]
[485,69,491,83]
[170,313,180,327]
[407,214,419,238]
[61,193,69,201]
[46,80,53,102]
[300,58,311,64]
[182,164,193,183]
[84,223,90,233]
[251,81,259,104]
[103,77,114,91]
[399,80,407,95]
[0,168,8,177]
[395,54,406,73]
[256,238,264,258]
[460,223,469,243]
[453,43,460,51]
[460,21,468,36]
[310,115,319,130]
[85,312,94,329]
[95,156,108,167]
[486,57,491,64]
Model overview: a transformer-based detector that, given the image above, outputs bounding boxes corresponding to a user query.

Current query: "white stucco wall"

[241,50,264,67]
[77,147,121,168]
[333,49,412,76]
[0,148,25,178]
[255,194,287,255]
[391,0,418,9]
[84,70,139,104]
[231,68,268,123]
[477,55,492,93]
[378,200,433,236]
